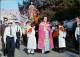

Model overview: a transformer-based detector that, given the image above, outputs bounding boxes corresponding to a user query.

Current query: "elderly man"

[75,19,80,54]
[1,18,8,56]
[72,17,79,54]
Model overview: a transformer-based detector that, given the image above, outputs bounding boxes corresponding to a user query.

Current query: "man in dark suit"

[72,17,79,54]
[1,18,8,56]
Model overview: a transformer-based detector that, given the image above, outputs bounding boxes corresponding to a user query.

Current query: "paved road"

[0,40,79,57]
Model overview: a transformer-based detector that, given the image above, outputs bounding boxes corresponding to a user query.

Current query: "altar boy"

[58,22,67,53]
[27,23,36,55]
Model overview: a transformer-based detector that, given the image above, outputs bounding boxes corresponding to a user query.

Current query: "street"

[0,39,79,57]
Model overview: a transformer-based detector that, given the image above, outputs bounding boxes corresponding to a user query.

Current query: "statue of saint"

[28,2,36,23]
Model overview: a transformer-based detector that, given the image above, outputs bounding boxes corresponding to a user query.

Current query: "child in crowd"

[27,23,36,55]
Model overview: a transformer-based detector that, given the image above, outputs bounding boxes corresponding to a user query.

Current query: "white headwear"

[8,20,13,24]
[15,20,20,23]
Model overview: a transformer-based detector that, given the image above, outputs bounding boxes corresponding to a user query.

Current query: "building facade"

[1,9,21,22]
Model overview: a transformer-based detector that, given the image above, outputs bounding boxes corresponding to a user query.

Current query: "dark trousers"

[35,32,38,43]
[22,34,27,45]
[77,35,80,53]
[16,32,20,49]
[7,36,15,57]
[2,38,5,53]
[2,38,7,55]
[73,36,79,52]
[53,37,58,48]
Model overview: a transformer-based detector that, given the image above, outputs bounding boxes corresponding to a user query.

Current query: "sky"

[1,0,24,9]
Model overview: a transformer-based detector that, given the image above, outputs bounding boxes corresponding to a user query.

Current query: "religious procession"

[0,0,80,57]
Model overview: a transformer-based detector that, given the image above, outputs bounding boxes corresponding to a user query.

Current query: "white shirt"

[4,26,17,43]
[15,25,22,36]
[75,27,80,38]
[52,27,55,33]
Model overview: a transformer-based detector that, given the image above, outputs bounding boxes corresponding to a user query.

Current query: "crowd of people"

[1,16,80,57]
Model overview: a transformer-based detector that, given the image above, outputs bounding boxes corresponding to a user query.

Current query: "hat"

[15,21,20,23]
[8,20,13,24]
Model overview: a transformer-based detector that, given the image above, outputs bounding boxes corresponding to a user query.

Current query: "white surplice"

[58,26,66,48]
[27,28,36,49]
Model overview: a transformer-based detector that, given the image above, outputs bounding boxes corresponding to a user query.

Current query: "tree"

[18,0,79,21]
